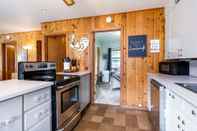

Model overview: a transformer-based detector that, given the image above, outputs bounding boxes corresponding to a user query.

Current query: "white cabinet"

[24,87,51,131]
[28,117,51,131]
[24,101,51,130]
[24,87,51,111]
[165,89,197,131]
[165,90,180,131]
[79,74,90,110]
[0,97,22,131]
[0,87,51,131]
[165,0,197,59]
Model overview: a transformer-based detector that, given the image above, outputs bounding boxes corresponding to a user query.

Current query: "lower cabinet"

[80,74,91,110]
[0,87,51,131]
[165,89,197,131]
[27,117,51,131]
[24,101,51,130]
[0,97,22,131]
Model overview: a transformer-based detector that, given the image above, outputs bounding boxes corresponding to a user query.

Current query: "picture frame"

[128,35,147,57]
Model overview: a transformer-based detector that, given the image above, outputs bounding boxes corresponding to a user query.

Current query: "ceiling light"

[106,16,112,23]
[63,0,75,6]
[6,35,11,40]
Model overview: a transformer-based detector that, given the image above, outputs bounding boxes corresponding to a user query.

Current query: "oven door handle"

[57,86,65,89]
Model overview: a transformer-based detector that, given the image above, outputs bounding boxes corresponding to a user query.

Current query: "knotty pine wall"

[0,8,164,109]
[0,31,42,79]
[41,8,165,109]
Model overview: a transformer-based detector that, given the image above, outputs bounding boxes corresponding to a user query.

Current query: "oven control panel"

[21,62,56,72]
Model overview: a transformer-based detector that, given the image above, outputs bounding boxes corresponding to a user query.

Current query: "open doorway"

[2,41,17,80]
[94,31,121,105]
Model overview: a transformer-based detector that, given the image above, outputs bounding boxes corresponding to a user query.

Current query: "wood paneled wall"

[0,31,42,79]
[0,8,164,109]
[41,8,165,109]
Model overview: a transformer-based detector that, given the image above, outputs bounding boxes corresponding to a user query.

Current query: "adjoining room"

[94,31,121,105]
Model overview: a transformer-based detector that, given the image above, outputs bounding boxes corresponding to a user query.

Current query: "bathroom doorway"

[94,31,121,105]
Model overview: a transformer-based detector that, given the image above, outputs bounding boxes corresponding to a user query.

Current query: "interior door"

[2,42,16,80]
[47,35,67,72]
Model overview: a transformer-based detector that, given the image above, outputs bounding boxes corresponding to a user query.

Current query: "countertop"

[148,73,197,106]
[56,71,91,76]
[0,79,53,102]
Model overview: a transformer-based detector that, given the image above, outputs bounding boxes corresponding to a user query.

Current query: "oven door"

[56,81,80,129]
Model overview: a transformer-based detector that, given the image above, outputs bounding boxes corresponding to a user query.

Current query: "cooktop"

[55,75,80,86]
[175,83,197,93]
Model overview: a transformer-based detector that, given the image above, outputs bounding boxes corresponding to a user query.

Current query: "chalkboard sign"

[128,35,147,57]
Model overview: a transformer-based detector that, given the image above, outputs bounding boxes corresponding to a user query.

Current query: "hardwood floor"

[74,104,152,131]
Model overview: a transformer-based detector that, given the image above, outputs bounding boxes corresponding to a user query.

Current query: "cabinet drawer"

[24,101,51,130]
[182,100,197,122]
[27,117,51,131]
[0,97,22,131]
[24,87,51,111]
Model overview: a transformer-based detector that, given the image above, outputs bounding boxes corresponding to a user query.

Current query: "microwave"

[159,61,189,75]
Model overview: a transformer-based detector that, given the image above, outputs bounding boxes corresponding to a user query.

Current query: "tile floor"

[95,77,120,105]
[74,104,152,131]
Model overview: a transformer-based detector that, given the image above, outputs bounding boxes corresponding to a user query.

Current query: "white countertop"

[148,73,197,106]
[57,71,91,76]
[0,79,53,102]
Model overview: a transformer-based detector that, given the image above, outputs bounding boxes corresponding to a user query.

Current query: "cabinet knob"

[192,110,196,116]
[177,124,181,129]
[181,120,185,125]
[172,95,175,99]
[177,116,181,120]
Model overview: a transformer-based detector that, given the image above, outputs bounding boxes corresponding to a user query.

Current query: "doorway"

[94,31,121,105]
[45,35,67,72]
[2,42,17,80]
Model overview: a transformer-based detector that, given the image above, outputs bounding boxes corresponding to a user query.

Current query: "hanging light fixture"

[63,0,75,6]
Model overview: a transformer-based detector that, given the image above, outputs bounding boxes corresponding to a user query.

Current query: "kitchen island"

[0,79,53,131]
[148,73,197,131]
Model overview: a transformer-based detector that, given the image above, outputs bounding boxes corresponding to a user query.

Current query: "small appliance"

[159,61,189,75]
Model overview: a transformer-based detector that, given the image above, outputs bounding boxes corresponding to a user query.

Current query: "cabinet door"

[182,100,197,131]
[80,74,90,110]
[165,90,179,131]
[28,117,51,131]
[0,97,22,131]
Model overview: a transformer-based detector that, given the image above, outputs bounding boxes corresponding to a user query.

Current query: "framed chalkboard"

[128,35,147,57]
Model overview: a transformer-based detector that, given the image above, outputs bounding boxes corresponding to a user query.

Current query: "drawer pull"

[181,120,185,125]
[177,116,181,120]
[172,95,175,99]
[177,124,181,129]
[192,110,196,116]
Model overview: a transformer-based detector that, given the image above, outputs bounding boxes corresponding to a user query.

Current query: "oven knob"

[29,65,33,68]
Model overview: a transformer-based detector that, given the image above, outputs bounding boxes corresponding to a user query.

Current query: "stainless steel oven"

[56,80,80,131]
[18,62,81,131]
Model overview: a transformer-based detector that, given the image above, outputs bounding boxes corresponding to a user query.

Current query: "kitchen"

[0,0,196,131]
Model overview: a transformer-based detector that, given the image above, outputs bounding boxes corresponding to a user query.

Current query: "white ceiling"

[0,0,168,34]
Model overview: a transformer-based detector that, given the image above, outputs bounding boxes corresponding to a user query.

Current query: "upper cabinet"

[165,0,197,59]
